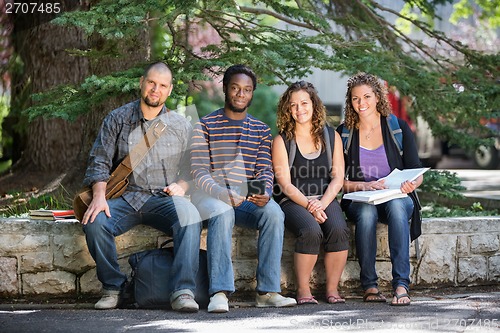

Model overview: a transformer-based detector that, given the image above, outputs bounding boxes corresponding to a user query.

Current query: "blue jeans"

[345,196,413,292]
[83,195,202,297]
[191,190,285,295]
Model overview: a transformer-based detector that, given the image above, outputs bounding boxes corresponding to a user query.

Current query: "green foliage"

[421,202,498,218]
[419,169,466,199]
[0,94,9,158]
[0,187,73,218]
[190,84,280,135]
[18,0,499,152]
[247,86,279,135]
[450,0,500,28]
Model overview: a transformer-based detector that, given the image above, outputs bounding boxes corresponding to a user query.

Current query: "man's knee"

[83,212,111,237]
[262,200,285,222]
[172,198,203,228]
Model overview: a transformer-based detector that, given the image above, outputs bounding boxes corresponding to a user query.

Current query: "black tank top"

[274,145,331,204]
[291,147,331,197]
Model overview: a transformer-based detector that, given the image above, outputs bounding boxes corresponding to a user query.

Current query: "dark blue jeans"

[345,196,413,292]
[83,195,202,297]
[191,190,285,295]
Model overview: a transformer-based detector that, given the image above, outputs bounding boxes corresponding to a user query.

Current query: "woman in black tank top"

[272,81,350,305]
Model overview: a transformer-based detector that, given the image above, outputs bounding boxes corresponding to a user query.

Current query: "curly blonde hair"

[277,81,327,151]
[343,72,391,130]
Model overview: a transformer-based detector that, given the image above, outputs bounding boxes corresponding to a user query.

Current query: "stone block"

[0,257,18,295]
[237,237,258,259]
[488,255,500,281]
[233,259,257,291]
[20,252,53,273]
[415,235,457,286]
[340,261,361,289]
[470,234,500,254]
[310,260,326,289]
[422,217,500,235]
[458,256,488,283]
[53,235,94,273]
[23,271,76,295]
[280,264,296,291]
[115,235,158,257]
[79,268,101,295]
[0,234,49,254]
[457,235,470,255]
[281,235,296,259]
[375,261,393,289]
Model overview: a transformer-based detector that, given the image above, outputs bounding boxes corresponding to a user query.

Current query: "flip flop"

[391,292,411,306]
[363,291,387,303]
[297,296,318,305]
[326,294,345,304]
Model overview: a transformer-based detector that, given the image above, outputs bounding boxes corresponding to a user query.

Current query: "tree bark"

[12,0,89,173]
[9,0,148,195]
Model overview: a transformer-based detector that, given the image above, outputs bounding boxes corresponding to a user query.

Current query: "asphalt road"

[1,288,499,333]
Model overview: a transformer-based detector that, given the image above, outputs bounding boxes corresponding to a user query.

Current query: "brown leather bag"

[73,120,167,221]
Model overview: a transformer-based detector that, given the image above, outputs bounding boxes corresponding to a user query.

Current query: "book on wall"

[29,209,76,220]
[343,167,430,205]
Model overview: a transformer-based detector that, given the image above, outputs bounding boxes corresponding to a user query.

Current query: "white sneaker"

[95,291,120,310]
[208,292,229,313]
[255,292,297,308]
[171,294,199,312]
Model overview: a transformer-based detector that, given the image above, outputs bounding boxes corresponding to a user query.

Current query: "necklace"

[365,124,377,140]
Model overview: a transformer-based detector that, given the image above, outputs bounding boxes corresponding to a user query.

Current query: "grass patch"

[0,186,73,218]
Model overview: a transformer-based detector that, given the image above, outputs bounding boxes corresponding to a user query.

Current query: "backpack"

[340,114,403,156]
[124,239,209,309]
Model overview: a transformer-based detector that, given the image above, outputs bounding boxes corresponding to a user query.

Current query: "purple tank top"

[359,144,391,181]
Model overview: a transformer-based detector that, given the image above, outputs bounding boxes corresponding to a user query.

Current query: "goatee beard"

[143,96,160,107]
[226,96,252,113]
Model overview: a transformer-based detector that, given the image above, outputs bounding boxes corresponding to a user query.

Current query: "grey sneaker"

[208,292,229,313]
[171,294,199,312]
[95,290,120,310]
[255,292,297,308]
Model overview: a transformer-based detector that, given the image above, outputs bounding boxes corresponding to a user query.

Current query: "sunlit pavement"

[1,289,499,333]
[437,156,500,200]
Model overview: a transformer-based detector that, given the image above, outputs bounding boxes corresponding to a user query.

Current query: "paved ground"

[1,287,499,332]
[436,156,500,201]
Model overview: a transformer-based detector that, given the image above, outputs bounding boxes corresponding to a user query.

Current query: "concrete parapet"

[0,216,499,299]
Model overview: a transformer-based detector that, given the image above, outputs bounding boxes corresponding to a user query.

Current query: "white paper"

[343,167,429,205]
[379,167,430,189]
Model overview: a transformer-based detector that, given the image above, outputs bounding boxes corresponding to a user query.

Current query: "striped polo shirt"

[191,108,274,198]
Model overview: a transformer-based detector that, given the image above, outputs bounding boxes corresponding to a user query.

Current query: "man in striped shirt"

[191,64,296,313]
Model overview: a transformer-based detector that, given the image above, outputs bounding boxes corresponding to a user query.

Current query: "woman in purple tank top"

[337,72,424,306]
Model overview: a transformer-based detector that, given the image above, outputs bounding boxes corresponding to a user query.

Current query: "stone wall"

[0,216,499,299]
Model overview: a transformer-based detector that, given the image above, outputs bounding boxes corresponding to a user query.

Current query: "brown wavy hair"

[277,81,327,151]
[343,72,391,130]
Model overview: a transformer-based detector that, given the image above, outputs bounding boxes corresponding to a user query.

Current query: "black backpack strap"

[280,133,296,170]
[323,125,334,173]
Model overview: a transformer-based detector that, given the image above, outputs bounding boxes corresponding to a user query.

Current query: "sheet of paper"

[380,167,430,189]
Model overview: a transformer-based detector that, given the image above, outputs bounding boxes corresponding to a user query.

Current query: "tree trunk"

[12,0,89,173]
[9,0,149,195]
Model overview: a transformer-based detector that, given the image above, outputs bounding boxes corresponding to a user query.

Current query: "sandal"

[326,294,345,304]
[363,291,387,303]
[297,295,318,305]
[391,292,411,306]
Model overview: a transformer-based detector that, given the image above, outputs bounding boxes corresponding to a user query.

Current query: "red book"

[29,209,76,220]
